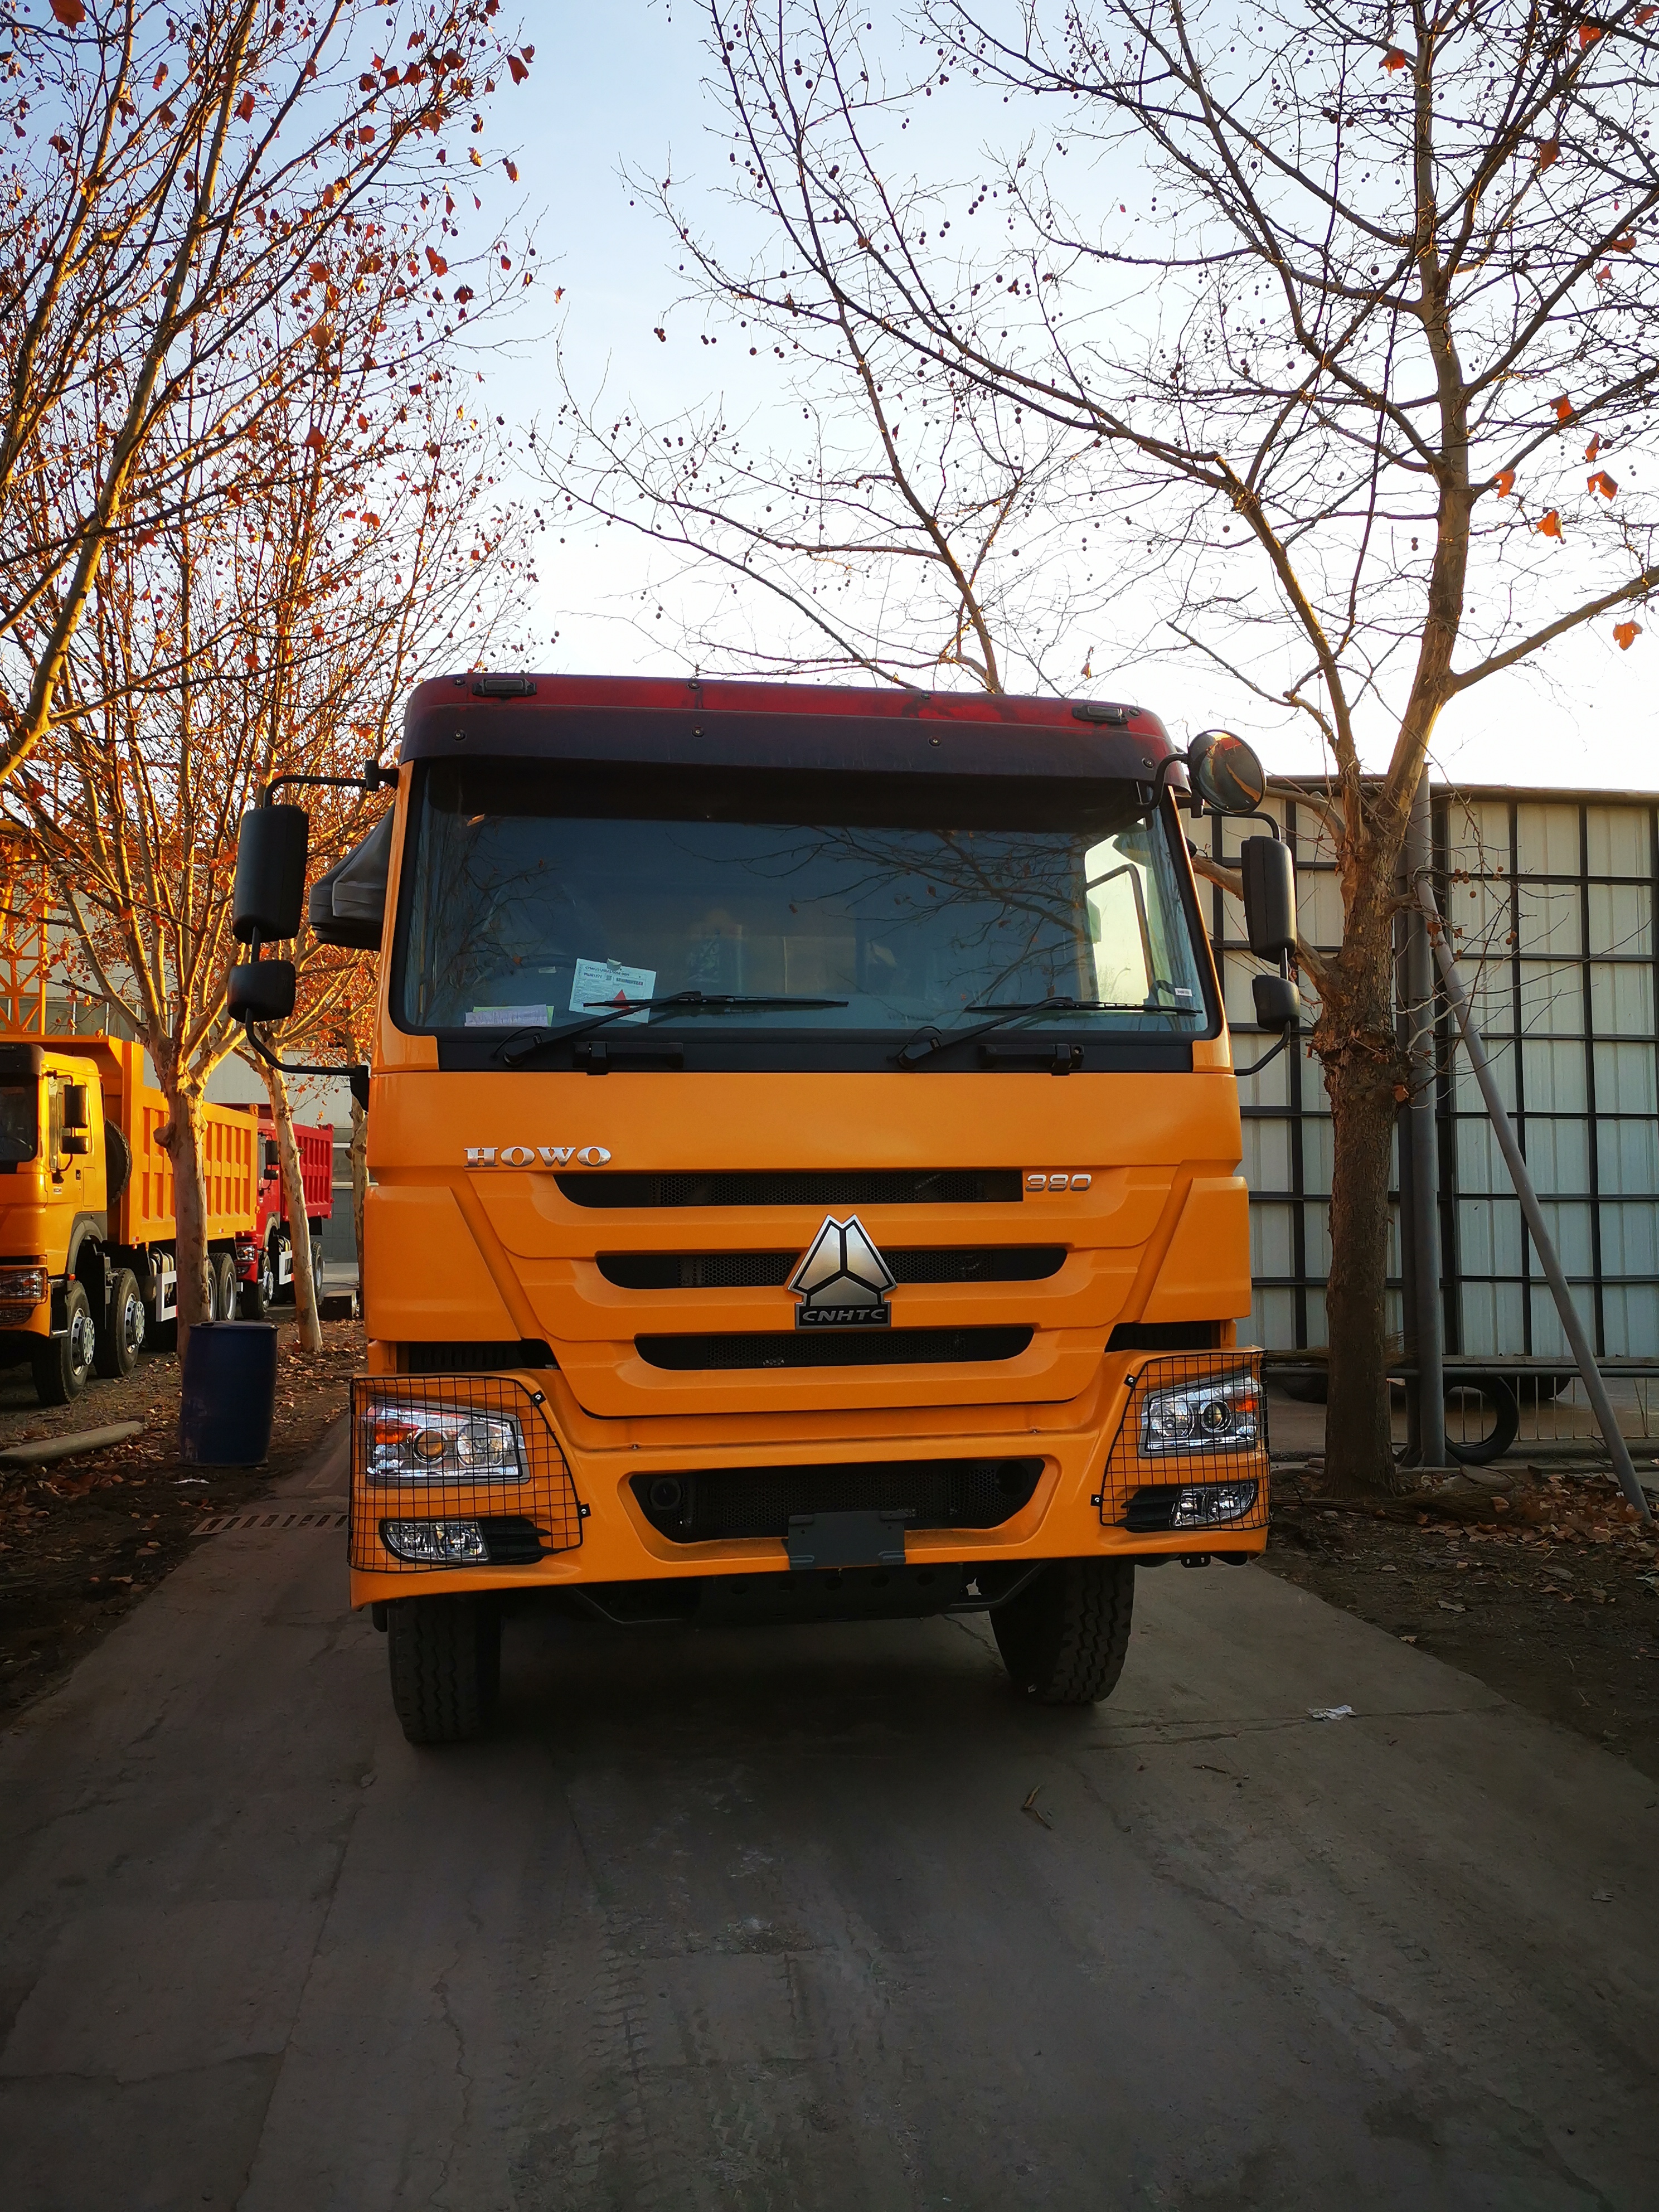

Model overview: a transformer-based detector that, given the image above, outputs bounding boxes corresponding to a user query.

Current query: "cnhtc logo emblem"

[789,1215,896,1328]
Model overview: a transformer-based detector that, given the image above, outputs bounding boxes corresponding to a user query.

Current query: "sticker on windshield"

[570,958,656,1026]
[464,1005,551,1028]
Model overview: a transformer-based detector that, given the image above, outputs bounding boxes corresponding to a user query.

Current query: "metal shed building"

[1208,784,1659,1360]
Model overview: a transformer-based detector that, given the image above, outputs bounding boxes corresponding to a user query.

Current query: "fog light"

[381,1519,489,1564]
[1171,1480,1259,1527]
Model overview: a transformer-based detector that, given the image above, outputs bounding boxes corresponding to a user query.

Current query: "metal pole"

[1404,777,1445,1466]
[1420,881,1652,1522]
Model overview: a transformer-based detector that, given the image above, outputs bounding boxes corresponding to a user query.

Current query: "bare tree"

[0,0,537,785]
[570,0,1659,1492]
[546,347,1109,691]
[9,344,524,1354]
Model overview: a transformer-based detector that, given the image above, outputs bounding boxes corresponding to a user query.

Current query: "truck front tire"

[992,1558,1136,1706]
[94,1269,144,1379]
[387,1596,501,1744]
[32,1282,96,1405]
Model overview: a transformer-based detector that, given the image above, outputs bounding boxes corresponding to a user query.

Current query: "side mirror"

[227,959,297,1023]
[62,1082,90,1133]
[1240,836,1297,959]
[233,806,309,942]
[63,1129,90,1157]
[262,1138,280,1175]
[1186,729,1267,814]
[1251,973,1301,1034]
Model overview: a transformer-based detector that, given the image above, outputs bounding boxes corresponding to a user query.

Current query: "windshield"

[397,761,1210,1042]
[0,1081,36,1163]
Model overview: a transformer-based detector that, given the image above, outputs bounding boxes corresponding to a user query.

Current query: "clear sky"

[481,2,1656,798]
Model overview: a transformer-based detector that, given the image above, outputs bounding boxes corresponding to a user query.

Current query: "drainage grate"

[192,1508,350,1536]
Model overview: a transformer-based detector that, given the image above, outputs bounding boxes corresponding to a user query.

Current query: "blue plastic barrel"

[180,1321,279,1465]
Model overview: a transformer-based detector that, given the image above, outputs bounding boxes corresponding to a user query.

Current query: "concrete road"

[2,1426,1656,2211]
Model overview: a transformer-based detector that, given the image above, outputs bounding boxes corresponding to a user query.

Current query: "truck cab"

[237,676,1297,1742]
[0,1041,115,1401]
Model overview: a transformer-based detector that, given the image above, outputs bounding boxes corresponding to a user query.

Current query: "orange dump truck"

[0,1035,259,1401]
[240,675,1301,1742]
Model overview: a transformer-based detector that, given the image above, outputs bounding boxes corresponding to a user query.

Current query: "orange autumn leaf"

[503,158,518,182]
[1537,509,1563,537]
[1589,469,1618,498]
[49,0,86,23]
[1577,23,1604,46]
[507,51,530,83]
[1585,434,1602,460]
[236,91,255,122]
[303,426,325,451]
[1553,395,1574,422]
[425,246,448,275]
[1637,4,1657,22]
[1494,468,1517,497]
[1614,620,1641,649]
[1382,47,1408,71]
[1538,139,1560,169]
[1609,231,1636,251]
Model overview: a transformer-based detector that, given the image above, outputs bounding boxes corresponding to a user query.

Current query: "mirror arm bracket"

[262,761,392,808]
[1234,1029,1294,1079]
[241,1021,367,1089]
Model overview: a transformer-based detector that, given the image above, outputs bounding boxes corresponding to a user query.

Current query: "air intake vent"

[632,1457,1044,1542]
[559,1169,1023,1210]
[599,1245,1065,1290]
[400,1339,555,1374]
[634,1326,1032,1371]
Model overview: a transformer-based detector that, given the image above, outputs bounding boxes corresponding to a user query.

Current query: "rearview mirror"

[233,806,309,943]
[1240,836,1297,960]
[227,959,297,1023]
[1186,730,1267,814]
[1251,973,1301,1035]
[62,1082,89,1133]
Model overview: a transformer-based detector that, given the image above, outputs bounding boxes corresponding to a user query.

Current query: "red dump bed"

[255,1109,334,1236]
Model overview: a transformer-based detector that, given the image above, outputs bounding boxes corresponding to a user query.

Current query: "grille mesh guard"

[350,1373,584,1573]
[1098,1352,1270,1536]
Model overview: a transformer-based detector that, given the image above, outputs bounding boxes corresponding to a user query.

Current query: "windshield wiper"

[496,992,849,1066]
[895,996,1134,1070]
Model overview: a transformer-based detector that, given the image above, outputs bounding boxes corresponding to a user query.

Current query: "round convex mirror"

[1187,729,1267,813]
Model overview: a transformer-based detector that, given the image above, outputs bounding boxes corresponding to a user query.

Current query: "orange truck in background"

[235,676,1301,1743]
[0,1035,259,1402]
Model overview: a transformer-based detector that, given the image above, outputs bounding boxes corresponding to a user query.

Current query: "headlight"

[361,1398,527,1483]
[0,1265,48,1306]
[382,1519,489,1563]
[1139,1372,1260,1457]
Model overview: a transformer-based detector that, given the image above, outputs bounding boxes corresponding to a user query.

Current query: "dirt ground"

[0,1318,361,1719]
[1263,1456,1659,1780]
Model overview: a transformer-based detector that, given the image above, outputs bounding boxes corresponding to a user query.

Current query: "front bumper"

[346,1350,1269,1607]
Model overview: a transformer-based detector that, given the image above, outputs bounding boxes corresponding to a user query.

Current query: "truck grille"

[632,1457,1044,1542]
[599,1246,1065,1290]
[635,1326,1032,1370]
[558,1168,1023,1209]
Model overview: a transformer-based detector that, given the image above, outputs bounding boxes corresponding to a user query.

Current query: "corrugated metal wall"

[1209,787,1659,1356]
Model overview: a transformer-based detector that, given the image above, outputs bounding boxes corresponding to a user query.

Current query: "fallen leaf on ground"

[1021,1784,1052,1830]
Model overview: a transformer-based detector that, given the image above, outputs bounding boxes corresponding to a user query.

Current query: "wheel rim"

[69,1308,95,1379]
[123,1293,145,1359]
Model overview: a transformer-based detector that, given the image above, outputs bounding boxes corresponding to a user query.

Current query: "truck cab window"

[0,1082,36,1163]
[397,760,1212,1046]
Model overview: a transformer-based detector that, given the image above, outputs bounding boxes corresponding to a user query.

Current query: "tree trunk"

[159,1079,208,1365]
[264,1060,322,1354]
[349,1090,367,1286]
[1321,1054,1401,1492]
